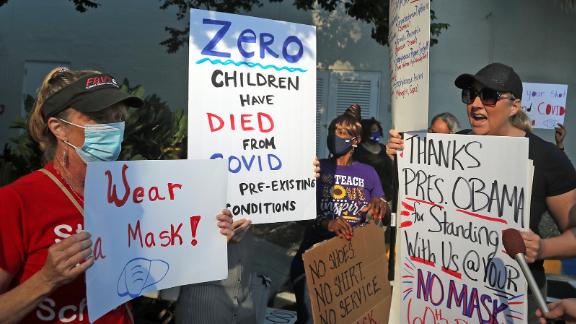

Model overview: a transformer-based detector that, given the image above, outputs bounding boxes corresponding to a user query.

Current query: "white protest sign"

[389,0,430,131]
[85,159,228,322]
[521,82,568,129]
[187,9,317,224]
[396,133,530,323]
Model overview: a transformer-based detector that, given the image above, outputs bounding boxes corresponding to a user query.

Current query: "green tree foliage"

[0,0,450,52]
[159,0,449,52]
[0,96,43,185]
[119,81,187,161]
[0,81,187,186]
[0,0,98,11]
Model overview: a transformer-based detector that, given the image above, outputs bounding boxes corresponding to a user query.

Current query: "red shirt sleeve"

[0,186,26,276]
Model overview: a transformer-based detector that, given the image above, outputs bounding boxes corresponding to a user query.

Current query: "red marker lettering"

[93,237,106,260]
[106,163,182,207]
[106,164,130,207]
[206,112,274,133]
[128,219,184,248]
[190,216,201,246]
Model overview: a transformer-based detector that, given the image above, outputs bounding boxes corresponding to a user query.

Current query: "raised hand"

[555,123,566,150]
[216,209,234,240]
[386,129,404,159]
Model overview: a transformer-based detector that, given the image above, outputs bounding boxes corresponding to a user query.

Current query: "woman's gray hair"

[431,112,461,133]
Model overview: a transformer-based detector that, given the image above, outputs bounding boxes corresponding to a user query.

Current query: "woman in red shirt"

[0,67,233,323]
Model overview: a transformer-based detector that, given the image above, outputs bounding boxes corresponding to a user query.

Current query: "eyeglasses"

[461,88,516,106]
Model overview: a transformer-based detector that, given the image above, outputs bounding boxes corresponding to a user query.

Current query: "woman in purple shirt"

[290,104,389,324]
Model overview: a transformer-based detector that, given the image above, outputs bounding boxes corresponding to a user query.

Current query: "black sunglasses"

[461,88,516,106]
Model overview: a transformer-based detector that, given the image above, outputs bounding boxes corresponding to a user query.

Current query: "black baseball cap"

[454,63,523,99]
[42,73,143,120]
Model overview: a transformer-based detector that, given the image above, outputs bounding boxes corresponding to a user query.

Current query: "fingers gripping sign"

[40,232,94,289]
[386,129,404,159]
[363,197,390,224]
[326,218,354,240]
[216,208,234,240]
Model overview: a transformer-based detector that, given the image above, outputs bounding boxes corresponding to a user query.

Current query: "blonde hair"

[28,67,99,161]
[510,109,532,132]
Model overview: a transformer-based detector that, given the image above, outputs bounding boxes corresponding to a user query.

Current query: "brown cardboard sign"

[303,224,392,324]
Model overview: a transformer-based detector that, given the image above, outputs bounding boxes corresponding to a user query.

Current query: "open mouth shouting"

[469,107,488,129]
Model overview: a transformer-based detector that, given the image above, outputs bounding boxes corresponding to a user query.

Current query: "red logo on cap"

[85,75,118,89]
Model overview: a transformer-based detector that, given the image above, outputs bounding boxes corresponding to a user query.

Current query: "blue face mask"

[370,131,382,143]
[327,134,354,157]
[60,119,125,163]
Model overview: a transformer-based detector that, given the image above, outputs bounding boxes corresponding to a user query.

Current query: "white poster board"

[396,133,530,323]
[521,82,568,129]
[187,9,317,224]
[85,159,228,322]
[389,0,430,131]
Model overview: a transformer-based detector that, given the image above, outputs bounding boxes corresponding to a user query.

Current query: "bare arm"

[0,268,55,324]
[540,189,576,259]
[536,298,576,323]
[0,232,94,324]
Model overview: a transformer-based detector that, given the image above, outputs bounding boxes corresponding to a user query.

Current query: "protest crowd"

[1,3,576,324]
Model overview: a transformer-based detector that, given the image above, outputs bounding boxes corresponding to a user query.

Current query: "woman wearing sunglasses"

[387,63,576,323]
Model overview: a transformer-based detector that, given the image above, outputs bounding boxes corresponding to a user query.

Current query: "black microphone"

[502,228,549,314]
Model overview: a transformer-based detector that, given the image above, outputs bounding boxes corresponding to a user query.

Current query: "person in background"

[536,298,576,324]
[556,123,567,151]
[290,104,388,324]
[176,163,321,324]
[428,112,461,134]
[175,217,256,324]
[0,67,234,324]
[354,116,396,201]
[386,63,576,324]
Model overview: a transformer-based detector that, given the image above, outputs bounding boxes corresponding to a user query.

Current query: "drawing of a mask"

[117,257,170,298]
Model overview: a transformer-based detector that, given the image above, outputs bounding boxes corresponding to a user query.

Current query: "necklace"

[66,182,85,205]
[52,159,85,206]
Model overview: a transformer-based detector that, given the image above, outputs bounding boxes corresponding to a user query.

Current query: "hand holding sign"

[363,196,388,223]
[385,129,404,159]
[217,209,234,240]
[555,123,566,149]
[40,231,94,290]
[326,217,354,239]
